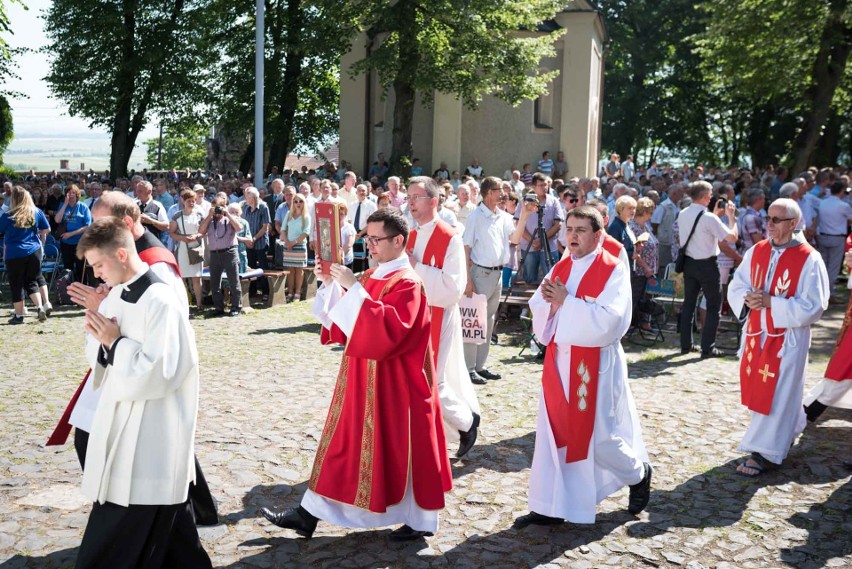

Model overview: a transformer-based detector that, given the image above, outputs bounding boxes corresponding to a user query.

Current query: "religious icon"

[314,202,342,276]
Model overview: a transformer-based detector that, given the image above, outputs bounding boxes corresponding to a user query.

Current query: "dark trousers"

[5,252,45,302]
[352,240,369,273]
[630,273,648,326]
[76,499,212,569]
[246,248,269,295]
[60,241,86,283]
[680,256,722,353]
[209,247,241,311]
[75,428,218,526]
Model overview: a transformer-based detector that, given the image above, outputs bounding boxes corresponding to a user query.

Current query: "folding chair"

[41,242,64,291]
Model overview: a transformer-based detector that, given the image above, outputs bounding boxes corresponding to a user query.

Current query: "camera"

[214,206,224,215]
[523,193,538,203]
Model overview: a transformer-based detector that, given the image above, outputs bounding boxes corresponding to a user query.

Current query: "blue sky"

[5,0,157,140]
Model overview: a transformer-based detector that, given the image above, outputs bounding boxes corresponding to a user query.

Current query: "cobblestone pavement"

[0,296,849,568]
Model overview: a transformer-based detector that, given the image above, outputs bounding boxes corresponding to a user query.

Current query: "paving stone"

[0,298,849,567]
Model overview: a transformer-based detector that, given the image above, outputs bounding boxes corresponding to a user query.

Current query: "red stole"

[139,247,181,278]
[46,251,181,446]
[406,220,455,368]
[541,250,618,463]
[825,292,852,381]
[740,240,813,414]
[602,234,624,258]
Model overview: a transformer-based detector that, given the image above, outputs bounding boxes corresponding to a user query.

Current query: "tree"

[0,0,25,165]
[43,0,217,179]
[344,0,565,175]
[696,0,852,170]
[144,119,208,170]
[207,0,342,175]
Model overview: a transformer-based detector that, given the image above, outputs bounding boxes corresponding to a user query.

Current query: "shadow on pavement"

[0,547,78,569]
[780,478,851,569]
[248,322,322,335]
[450,431,535,480]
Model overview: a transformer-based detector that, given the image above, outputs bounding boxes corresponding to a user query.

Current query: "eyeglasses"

[767,216,794,224]
[408,195,433,202]
[365,234,399,246]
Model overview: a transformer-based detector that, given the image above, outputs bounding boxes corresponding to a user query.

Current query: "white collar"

[373,253,410,279]
[113,267,149,293]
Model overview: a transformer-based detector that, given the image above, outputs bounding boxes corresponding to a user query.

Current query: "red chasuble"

[740,240,813,415]
[541,250,619,463]
[309,268,452,512]
[46,247,181,446]
[406,220,455,368]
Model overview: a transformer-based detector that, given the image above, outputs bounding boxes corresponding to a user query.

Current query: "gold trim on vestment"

[309,356,349,490]
[354,359,377,509]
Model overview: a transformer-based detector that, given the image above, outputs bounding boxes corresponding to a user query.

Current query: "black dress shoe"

[804,401,827,422]
[469,371,487,385]
[477,368,502,380]
[628,462,653,515]
[210,309,226,317]
[388,524,433,541]
[700,348,723,359]
[260,506,318,538]
[456,413,480,458]
[680,346,698,355]
[513,511,564,529]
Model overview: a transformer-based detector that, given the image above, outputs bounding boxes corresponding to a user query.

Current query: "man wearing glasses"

[728,198,829,477]
[262,208,452,542]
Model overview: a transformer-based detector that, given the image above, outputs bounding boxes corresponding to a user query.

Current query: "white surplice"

[305,254,439,532]
[727,240,829,464]
[412,217,480,440]
[528,251,647,523]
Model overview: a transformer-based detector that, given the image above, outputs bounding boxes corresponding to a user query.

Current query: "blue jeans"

[522,250,560,284]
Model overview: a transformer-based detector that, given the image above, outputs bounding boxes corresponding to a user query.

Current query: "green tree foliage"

[695,0,852,170]
[144,119,208,170]
[43,0,217,179]
[345,0,566,174]
[207,0,342,175]
[0,95,12,164]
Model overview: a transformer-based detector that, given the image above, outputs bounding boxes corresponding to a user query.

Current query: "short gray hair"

[746,187,765,206]
[768,197,801,224]
[778,182,799,199]
[408,176,439,198]
[244,187,260,200]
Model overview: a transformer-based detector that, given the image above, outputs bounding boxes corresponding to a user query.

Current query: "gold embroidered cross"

[758,364,775,383]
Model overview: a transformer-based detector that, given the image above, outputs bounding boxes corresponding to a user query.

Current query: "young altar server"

[261,208,452,541]
[727,198,829,476]
[73,217,211,568]
[516,205,652,528]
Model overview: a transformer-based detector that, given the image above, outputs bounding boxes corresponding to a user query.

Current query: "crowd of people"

[1,151,851,566]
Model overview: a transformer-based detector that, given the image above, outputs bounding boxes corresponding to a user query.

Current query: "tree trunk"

[813,107,842,166]
[388,1,417,177]
[267,0,303,171]
[790,0,852,173]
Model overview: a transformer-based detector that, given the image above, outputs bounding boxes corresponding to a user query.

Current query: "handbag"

[674,211,704,274]
[179,213,205,265]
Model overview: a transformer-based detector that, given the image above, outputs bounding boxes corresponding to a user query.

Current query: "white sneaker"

[44,302,53,317]
[38,307,47,322]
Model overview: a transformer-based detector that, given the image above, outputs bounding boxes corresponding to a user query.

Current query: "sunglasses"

[766,216,794,224]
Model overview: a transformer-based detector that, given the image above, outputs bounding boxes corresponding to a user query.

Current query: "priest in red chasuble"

[261,208,452,542]
[728,198,829,477]
[515,206,651,529]
[804,248,852,420]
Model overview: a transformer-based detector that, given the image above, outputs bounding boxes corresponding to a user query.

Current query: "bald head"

[91,191,143,235]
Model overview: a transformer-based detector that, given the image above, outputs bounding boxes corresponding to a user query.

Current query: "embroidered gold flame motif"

[775,268,791,296]
[577,360,591,411]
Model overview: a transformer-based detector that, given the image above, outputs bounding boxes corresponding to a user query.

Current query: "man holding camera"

[199,197,243,316]
[515,173,563,285]
[677,181,738,358]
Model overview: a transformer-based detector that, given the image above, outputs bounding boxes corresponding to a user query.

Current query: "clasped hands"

[541,276,568,306]
[744,290,770,311]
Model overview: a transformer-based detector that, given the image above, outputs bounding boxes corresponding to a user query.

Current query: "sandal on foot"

[736,459,764,478]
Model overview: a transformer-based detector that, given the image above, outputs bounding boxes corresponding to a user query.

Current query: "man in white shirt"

[135,181,170,241]
[462,177,522,384]
[677,181,739,357]
[651,183,684,270]
[347,184,377,273]
[817,181,852,296]
[455,184,476,227]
